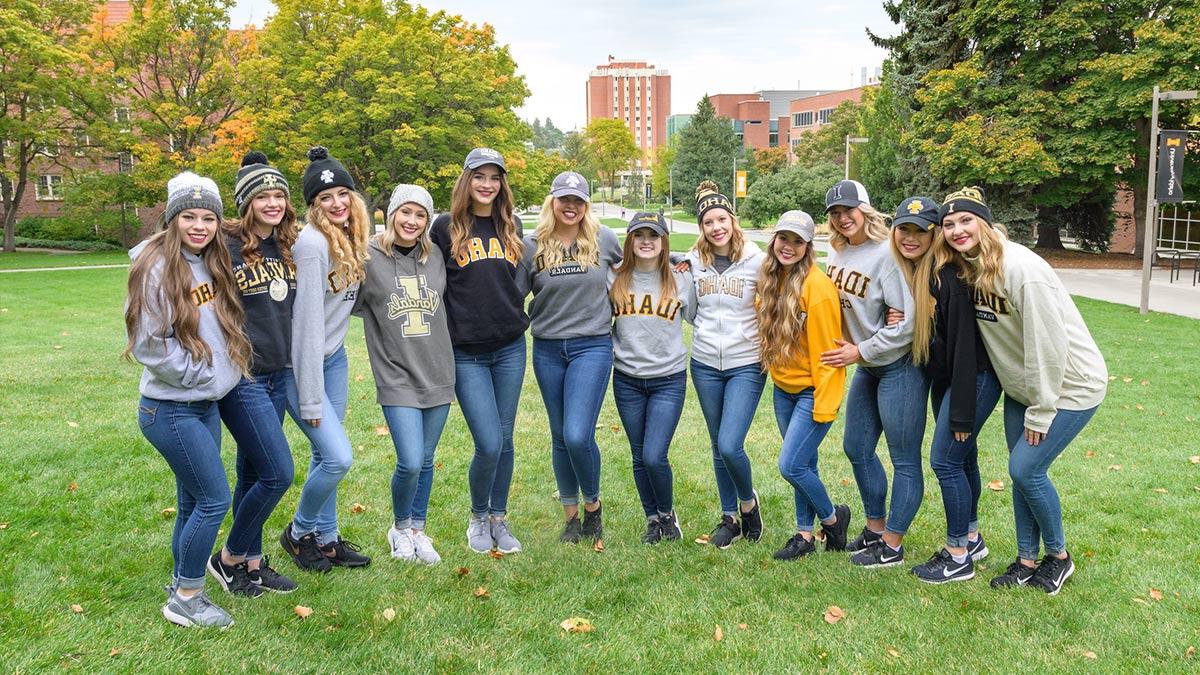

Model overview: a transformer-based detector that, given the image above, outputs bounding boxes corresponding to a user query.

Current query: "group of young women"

[126,146,1106,629]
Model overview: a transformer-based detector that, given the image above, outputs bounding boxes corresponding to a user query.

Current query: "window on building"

[72,129,90,156]
[35,174,64,201]
[793,111,814,126]
[817,108,834,125]
[118,151,134,173]
[115,107,132,129]
[769,132,779,147]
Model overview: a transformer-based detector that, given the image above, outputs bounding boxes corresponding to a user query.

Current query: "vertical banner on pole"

[1155,130,1188,203]
[735,170,748,198]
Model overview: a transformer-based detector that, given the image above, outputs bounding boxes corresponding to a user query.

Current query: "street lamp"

[844,136,869,180]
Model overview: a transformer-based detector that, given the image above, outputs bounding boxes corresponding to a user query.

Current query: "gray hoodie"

[609,267,697,378]
[517,226,623,339]
[354,239,455,408]
[825,238,914,367]
[291,225,360,419]
[128,242,241,402]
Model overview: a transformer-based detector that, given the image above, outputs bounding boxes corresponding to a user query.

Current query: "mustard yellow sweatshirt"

[768,265,847,423]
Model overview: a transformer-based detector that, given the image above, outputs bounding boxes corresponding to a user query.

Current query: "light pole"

[844,135,868,180]
[668,166,674,233]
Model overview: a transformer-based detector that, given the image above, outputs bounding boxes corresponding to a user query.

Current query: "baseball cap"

[824,179,871,213]
[463,147,506,173]
[892,197,939,231]
[550,171,589,202]
[627,211,667,236]
[773,210,815,242]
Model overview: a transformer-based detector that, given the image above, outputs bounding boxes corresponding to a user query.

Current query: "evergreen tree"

[672,96,742,215]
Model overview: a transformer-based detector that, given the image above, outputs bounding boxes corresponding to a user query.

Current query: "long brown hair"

[533,195,600,269]
[692,208,747,267]
[890,226,938,365]
[448,166,523,262]
[124,218,252,376]
[305,189,371,285]
[756,234,817,371]
[610,231,677,310]
[223,197,298,268]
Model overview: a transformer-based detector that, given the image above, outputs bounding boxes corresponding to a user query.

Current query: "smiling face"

[552,195,586,228]
[700,208,734,254]
[631,228,662,261]
[828,205,867,245]
[176,208,219,254]
[316,186,352,226]
[772,231,808,267]
[391,203,429,247]
[470,166,503,208]
[893,223,933,261]
[250,189,288,228]
[942,211,984,255]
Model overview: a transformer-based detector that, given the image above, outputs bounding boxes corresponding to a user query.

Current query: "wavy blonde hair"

[828,203,890,251]
[693,210,747,267]
[756,234,817,371]
[448,165,523,262]
[376,204,434,263]
[890,225,939,366]
[223,197,298,268]
[934,219,1010,298]
[533,194,600,270]
[305,189,371,285]
[610,230,677,310]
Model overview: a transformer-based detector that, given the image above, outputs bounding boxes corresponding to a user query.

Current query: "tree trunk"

[1036,219,1064,249]
[1131,118,1151,259]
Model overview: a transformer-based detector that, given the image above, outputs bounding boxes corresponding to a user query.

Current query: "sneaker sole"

[713,533,743,550]
[495,543,521,554]
[328,558,371,568]
[254,583,297,594]
[969,545,990,562]
[161,604,233,630]
[916,570,976,584]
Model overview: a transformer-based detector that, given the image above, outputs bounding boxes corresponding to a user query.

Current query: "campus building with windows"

[585,57,671,158]
[708,90,829,151]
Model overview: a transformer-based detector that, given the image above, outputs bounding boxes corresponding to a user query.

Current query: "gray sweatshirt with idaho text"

[609,267,697,378]
[825,238,914,367]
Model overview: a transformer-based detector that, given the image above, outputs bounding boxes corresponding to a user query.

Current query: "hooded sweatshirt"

[291,224,360,419]
[687,243,766,371]
[825,238,914,367]
[226,231,295,375]
[768,264,846,423]
[925,263,992,434]
[128,242,241,402]
[518,226,623,339]
[609,267,696,379]
[353,238,455,408]
[967,240,1107,433]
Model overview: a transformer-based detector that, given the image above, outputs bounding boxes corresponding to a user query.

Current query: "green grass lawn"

[0,250,131,270]
[1,267,1197,671]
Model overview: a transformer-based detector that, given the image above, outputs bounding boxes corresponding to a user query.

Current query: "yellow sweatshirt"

[769,265,847,422]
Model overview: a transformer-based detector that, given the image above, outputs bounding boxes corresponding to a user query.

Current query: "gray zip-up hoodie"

[128,242,241,402]
[609,267,697,378]
[687,244,766,371]
[354,238,455,408]
[825,238,914,367]
[291,225,360,419]
[517,226,623,339]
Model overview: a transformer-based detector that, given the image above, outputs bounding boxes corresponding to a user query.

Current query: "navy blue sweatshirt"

[926,263,992,433]
[226,231,296,375]
[430,213,529,354]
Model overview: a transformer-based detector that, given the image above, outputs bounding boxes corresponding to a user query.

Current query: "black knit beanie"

[695,180,734,222]
[234,151,290,217]
[939,186,994,227]
[302,146,355,205]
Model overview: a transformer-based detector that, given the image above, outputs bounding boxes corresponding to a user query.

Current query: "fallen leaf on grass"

[434,461,443,470]
[354,374,365,382]
[382,608,396,622]
[0,522,8,529]
[1140,380,1149,386]
[108,648,119,657]
[350,503,366,514]
[67,482,78,492]
[67,421,79,428]
[1083,651,1097,660]
[1135,404,1145,411]
[374,426,389,436]
[986,480,1004,491]
[840,478,850,486]
[1149,588,1163,601]
[1085,450,1095,459]
[294,605,313,619]
[560,617,595,633]
[1153,488,1168,494]
[1133,597,1149,605]
[53,345,63,350]
[1121,376,1132,383]
[70,604,83,614]
[737,623,748,630]
[593,539,605,553]
[713,624,723,641]
[473,586,489,599]
[1189,456,1200,464]
[456,567,470,577]
[1107,465,1122,471]
[887,647,901,658]
[60,331,69,336]
[160,507,176,517]
[1186,646,1195,658]
[694,534,711,544]
[610,425,621,433]
[823,606,845,624]
[488,550,504,560]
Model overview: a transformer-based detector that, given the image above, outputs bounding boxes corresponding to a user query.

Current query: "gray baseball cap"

[824,179,871,213]
[773,210,815,242]
[463,147,506,173]
[550,171,589,202]
[627,211,667,236]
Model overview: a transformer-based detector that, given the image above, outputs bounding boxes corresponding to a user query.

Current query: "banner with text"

[1155,130,1188,203]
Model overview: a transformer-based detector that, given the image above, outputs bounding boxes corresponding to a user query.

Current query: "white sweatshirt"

[686,244,766,370]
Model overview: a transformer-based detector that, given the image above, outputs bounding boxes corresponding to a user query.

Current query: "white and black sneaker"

[911,549,974,584]
[846,527,882,552]
[967,534,989,561]
[739,491,764,543]
[820,504,852,552]
[1027,553,1074,596]
[850,540,904,568]
[206,553,263,598]
[990,559,1038,589]
[641,519,662,545]
[659,512,683,542]
[773,534,817,561]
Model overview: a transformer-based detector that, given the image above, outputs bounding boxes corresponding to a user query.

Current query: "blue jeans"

[218,369,295,559]
[138,397,230,590]
[690,359,766,515]
[773,387,835,532]
[612,369,687,517]
[382,405,450,529]
[285,347,352,546]
[533,335,613,506]
[455,335,526,517]
[842,354,929,535]
[1003,397,1098,560]
[929,371,1001,548]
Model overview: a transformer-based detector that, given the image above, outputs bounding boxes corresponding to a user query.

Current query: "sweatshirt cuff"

[813,410,838,424]
[1023,410,1054,435]
[299,403,323,420]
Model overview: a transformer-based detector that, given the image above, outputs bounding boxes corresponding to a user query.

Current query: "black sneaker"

[851,541,904,568]
[821,504,852,552]
[911,549,974,584]
[846,527,882,552]
[990,559,1038,589]
[709,515,742,549]
[249,556,297,594]
[1027,553,1074,596]
[739,490,764,542]
[641,519,662,544]
[206,553,263,598]
[559,516,582,544]
[321,538,371,567]
[659,512,683,542]
[773,534,817,561]
[279,524,332,573]
[580,503,603,541]
[967,534,989,561]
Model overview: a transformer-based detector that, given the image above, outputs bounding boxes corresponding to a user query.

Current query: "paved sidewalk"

[1053,268,1200,319]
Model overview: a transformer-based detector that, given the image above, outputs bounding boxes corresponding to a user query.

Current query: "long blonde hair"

[305,189,371,285]
[376,206,434,263]
[124,218,252,377]
[829,203,890,251]
[693,209,747,267]
[890,227,938,366]
[756,234,817,371]
[448,166,523,262]
[533,195,600,270]
[934,220,1010,298]
[610,231,677,310]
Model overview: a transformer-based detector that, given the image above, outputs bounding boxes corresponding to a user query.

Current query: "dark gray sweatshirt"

[517,226,623,339]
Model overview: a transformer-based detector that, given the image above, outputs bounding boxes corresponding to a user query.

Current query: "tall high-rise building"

[586,57,671,157]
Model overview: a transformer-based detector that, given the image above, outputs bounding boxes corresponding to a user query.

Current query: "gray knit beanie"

[164,171,223,224]
[386,183,435,224]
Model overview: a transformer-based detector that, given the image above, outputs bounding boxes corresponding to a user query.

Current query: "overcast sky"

[231,0,895,131]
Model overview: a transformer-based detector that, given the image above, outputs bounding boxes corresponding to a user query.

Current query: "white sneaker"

[387,526,416,561]
[411,530,441,565]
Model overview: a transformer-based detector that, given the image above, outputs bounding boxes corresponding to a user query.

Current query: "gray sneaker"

[467,515,494,554]
[161,589,233,629]
[490,517,522,554]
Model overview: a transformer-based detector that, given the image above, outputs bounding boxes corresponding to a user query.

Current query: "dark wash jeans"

[612,368,687,518]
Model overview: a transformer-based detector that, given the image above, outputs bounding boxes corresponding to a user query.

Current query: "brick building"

[585,57,671,159]
[786,86,872,153]
[708,90,829,151]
